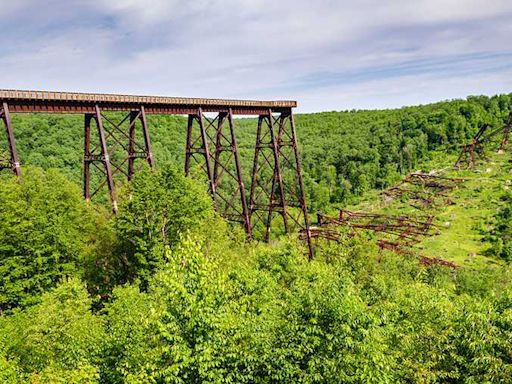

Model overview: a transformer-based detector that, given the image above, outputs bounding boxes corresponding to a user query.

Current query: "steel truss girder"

[249,109,313,259]
[83,105,154,213]
[185,108,252,236]
[0,89,297,115]
[0,103,21,176]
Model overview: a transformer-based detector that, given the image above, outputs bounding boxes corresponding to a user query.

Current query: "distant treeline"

[5,94,511,211]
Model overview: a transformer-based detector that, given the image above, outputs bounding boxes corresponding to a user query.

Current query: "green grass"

[334,149,512,267]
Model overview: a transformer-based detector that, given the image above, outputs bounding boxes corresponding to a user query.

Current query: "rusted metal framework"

[249,109,313,258]
[383,172,464,208]
[84,105,154,213]
[0,102,20,176]
[0,89,312,255]
[404,172,464,191]
[377,239,457,269]
[384,186,437,207]
[455,113,512,168]
[304,209,454,268]
[185,108,251,235]
[454,124,489,169]
[316,210,437,245]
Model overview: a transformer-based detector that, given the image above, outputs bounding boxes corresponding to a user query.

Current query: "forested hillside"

[8,93,512,211]
[1,94,512,383]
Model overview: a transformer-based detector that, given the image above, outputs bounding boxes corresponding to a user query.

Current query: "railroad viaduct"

[0,90,313,257]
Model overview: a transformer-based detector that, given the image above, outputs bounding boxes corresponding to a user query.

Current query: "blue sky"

[1,0,511,112]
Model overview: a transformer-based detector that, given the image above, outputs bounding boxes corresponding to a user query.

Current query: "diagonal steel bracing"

[249,109,313,259]
[185,108,252,236]
[83,105,154,213]
[455,113,512,169]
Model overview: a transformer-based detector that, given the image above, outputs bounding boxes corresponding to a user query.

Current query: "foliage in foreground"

[0,168,511,382]
[87,166,219,294]
[1,236,511,383]
[0,168,97,312]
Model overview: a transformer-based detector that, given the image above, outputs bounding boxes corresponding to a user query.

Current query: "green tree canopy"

[107,166,216,288]
[0,168,97,312]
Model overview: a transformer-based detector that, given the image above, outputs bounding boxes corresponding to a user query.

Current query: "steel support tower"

[249,109,313,258]
[0,102,21,176]
[83,105,154,213]
[0,89,313,257]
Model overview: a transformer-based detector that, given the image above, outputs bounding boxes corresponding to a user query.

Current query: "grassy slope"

[338,150,511,267]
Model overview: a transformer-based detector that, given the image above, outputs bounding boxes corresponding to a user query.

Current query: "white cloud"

[1,0,511,111]
[0,1,31,17]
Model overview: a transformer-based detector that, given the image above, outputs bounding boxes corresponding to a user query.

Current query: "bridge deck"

[0,89,296,115]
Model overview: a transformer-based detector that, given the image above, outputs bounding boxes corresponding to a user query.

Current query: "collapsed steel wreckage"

[383,172,465,208]
[455,112,512,169]
[301,207,458,269]
[300,112,512,267]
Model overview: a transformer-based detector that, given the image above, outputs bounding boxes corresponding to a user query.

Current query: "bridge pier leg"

[128,105,155,181]
[499,113,512,151]
[185,108,252,236]
[0,102,21,176]
[185,107,216,200]
[83,105,118,213]
[287,111,313,259]
[226,109,252,237]
[249,109,289,241]
[454,124,488,169]
[84,105,154,212]
[249,108,313,259]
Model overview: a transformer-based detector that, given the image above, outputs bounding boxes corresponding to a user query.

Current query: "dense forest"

[1,94,512,383]
[8,93,512,210]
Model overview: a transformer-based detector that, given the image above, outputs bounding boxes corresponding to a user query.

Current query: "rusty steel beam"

[185,108,216,200]
[4,103,290,116]
[377,239,457,269]
[83,106,118,213]
[288,111,313,259]
[0,103,21,176]
[316,210,437,247]
[0,89,296,116]
[84,105,155,212]
[226,109,252,236]
[128,106,154,180]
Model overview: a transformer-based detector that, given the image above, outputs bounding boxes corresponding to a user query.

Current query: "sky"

[1,0,511,112]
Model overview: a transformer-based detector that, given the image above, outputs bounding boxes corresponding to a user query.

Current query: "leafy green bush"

[95,166,217,290]
[487,193,512,262]
[0,279,104,382]
[0,168,97,311]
